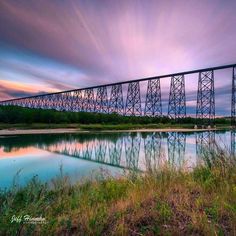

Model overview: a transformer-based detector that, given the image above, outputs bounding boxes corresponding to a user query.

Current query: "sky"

[0,0,236,115]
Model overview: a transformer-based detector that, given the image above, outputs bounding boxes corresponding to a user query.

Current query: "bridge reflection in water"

[167,132,186,167]
[144,133,162,171]
[1,131,235,190]
[231,130,236,156]
[39,134,144,170]
[27,131,235,171]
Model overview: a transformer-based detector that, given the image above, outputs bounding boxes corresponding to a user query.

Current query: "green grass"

[0,148,235,235]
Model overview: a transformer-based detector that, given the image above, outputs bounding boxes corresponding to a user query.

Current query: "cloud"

[0,80,57,100]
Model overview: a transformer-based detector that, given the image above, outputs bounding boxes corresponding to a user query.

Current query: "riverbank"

[0,128,82,135]
[0,150,235,235]
[0,126,226,136]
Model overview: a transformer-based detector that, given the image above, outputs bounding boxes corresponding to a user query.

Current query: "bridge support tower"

[168,75,186,119]
[145,78,162,117]
[231,67,236,127]
[94,86,108,113]
[196,70,215,127]
[109,84,124,114]
[125,82,142,116]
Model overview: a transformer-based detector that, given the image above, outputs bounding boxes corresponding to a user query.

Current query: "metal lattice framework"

[167,132,186,166]
[39,134,142,170]
[145,78,162,116]
[82,141,94,160]
[64,92,73,111]
[124,134,141,169]
[72,90,83,111]
[144,133,162,170]
[83,89,95,112]
[168,75,186,119]
[231,67,236,126]
[125,82,142,116]
[231,130,236,156]
[95,140,107,162]
[196,131,215,161]
[2,129,234,171]
[1,64,236,125]
[109,138,123,166]
[109,84,124,114]
[94,86,108,113]
[196,71,215,124]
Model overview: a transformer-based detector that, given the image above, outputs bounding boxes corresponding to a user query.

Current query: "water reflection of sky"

[0,131,235,189]
[0,146,123,189]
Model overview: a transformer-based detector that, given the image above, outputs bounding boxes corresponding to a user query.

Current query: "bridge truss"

[1,64,236,125]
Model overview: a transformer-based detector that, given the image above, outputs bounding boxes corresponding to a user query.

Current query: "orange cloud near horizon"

[0,79,61,100]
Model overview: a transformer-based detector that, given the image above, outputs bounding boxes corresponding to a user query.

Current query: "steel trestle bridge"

[1,64,236,126]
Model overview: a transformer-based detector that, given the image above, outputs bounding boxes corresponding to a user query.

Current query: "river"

[0,130,235,189]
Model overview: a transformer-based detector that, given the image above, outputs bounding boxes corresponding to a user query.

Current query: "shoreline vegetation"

[0,105,233,133]
[0,147,235,235]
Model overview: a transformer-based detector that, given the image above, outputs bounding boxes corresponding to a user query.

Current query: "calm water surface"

[0,131,235,189]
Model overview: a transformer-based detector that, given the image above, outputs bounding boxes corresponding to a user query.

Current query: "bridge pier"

[231,130,236,156]
[34,96,43,109]
[231,67,236,126]
[196,70,215,127]
[52,94,61,111]
[125,82,142,116]
[71,90,83,111]
[144,78,162,117]
[63,92,73,111]
[125,134,141,169]
[82,142,93,160]
[196,131,215,162]
[83,89,95,112]
[46,94,56,110]
[167,132,186,166]
[109,139,123,166]
[95,141,107,162]
[144,133,162,170]
[53,93,62,111]
[94,86,108,113]
[168,75,186,119]
[109,84,124,114]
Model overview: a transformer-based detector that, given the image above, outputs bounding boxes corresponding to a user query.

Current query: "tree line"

[0,105,230,124]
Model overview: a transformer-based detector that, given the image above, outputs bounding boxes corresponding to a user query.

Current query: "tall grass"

[0,148,235,235]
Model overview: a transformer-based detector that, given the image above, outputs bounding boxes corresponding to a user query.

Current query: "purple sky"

[0,0,236,115]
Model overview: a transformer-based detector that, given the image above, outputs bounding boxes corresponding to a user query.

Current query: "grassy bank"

[0,150,235,235]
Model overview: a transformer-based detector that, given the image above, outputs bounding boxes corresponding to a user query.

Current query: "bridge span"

[0,64,236,126]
